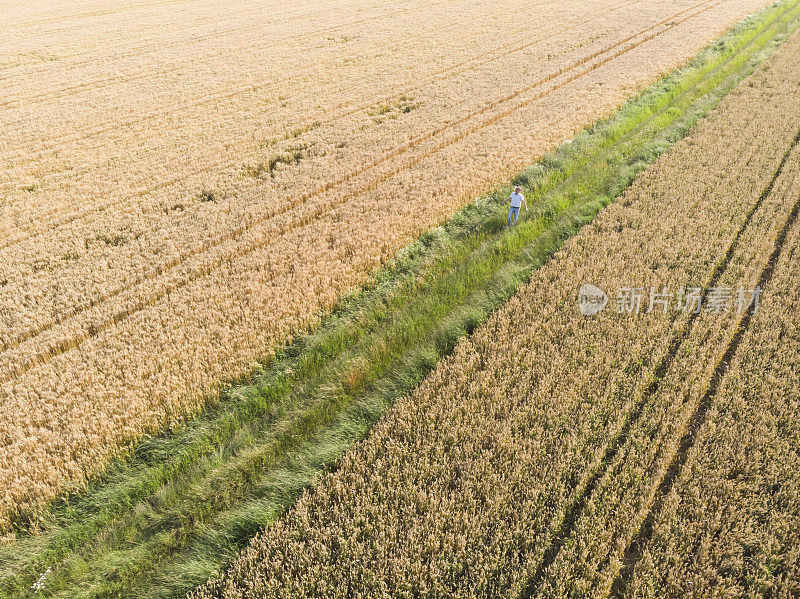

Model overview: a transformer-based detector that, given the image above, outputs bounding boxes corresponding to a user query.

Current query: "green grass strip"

[2,2,799,596]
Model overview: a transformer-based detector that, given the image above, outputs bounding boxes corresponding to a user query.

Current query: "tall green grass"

[2,2,799,596]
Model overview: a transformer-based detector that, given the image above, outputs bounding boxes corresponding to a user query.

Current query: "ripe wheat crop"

[3,6,796,592]
[0,0,776,528]
[624,213,800,598]
[530,68,800,597]
[191,25,800,598]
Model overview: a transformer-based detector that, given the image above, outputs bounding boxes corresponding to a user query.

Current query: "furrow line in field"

[0,0,729,380]
[0,0,642,189]
[519,121,800,599]
[608,135,800,598]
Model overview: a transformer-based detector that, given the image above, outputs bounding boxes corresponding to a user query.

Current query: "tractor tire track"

[0,0,728,381]
[608,126,800,599]
[518,121,800,599]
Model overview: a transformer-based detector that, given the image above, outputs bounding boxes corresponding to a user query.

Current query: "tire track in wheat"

[0,0,728,386]
[0,0,643,238]
[518,121,800,599]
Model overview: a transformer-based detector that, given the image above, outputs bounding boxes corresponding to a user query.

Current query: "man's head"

[515,186,522,194]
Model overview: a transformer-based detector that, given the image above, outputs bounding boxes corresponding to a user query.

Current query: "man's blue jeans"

[508,205,520,227]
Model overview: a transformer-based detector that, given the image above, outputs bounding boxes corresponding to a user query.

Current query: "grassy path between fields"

[2,2,799,596]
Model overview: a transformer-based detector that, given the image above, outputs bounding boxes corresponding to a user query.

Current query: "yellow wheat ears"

[191,27,800,597]
[0,0,781,530]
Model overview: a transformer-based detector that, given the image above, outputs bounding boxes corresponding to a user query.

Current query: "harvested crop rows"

[191,23,800,598]
[0,0,776,528]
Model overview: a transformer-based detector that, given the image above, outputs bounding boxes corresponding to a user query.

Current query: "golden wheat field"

[192,24,800,598]
[1,0,778,527]
[627,213,800,598]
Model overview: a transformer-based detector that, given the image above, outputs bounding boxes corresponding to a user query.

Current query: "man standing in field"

[507,186,527,227]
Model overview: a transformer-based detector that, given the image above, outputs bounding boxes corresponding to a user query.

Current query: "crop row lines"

[0,0,728,376]
[609,137,800,597]
[1,0,646,241]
